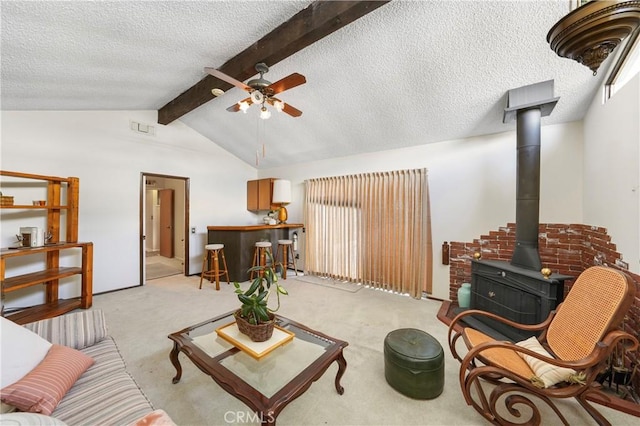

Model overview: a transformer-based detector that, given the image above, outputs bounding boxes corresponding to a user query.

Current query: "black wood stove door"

[469,259,571,341]
[473,277,540,325]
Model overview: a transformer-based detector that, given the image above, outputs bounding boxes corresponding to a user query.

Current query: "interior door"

[159,189,174,258]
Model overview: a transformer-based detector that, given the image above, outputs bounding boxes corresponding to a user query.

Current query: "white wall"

[1,110,258,308]
[260,121,584,300]
[4,106,620,304]
[583,73,640,274]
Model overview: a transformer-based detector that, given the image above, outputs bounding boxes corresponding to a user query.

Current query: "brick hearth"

[449,223,640,393]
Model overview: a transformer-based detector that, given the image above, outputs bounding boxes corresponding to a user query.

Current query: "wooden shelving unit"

[0,171,93,324]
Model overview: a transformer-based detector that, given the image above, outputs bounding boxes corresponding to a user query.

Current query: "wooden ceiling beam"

[157,0,390,125]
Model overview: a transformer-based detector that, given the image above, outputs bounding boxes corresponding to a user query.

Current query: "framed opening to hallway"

[139,173,190,285]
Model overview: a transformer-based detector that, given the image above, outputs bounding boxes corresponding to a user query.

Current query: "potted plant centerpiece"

[233,251,288,342]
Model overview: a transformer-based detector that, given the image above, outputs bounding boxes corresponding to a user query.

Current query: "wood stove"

[467,80,573,341]
[470,259,571,341]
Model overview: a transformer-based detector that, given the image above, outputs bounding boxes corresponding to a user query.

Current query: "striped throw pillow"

[0,345,94,415]
[516,336,576,388]
[23,310,108,351]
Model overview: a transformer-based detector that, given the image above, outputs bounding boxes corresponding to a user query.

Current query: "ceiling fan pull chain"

[262,118,266,159]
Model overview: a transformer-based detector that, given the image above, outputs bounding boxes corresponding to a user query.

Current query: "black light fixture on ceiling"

[547,0,640,75]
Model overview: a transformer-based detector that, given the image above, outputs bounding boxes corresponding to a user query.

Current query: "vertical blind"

[304,168,432,298]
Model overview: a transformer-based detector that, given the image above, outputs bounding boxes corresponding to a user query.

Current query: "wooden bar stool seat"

[250,241,273,280]
[276,239,298,280]
[199,243,229,291]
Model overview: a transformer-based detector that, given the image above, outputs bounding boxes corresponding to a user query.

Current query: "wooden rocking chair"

[448,266,638,425]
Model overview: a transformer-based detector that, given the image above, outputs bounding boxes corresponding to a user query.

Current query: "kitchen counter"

[207,223,304,232]
[206,223,303,282]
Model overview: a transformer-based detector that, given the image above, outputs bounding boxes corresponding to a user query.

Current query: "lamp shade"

[272,179,291,204]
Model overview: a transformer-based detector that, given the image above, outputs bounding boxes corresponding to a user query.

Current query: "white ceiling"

[1,1,608,169]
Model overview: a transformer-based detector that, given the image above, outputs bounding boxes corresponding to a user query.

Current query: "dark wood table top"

[168,311,348,425]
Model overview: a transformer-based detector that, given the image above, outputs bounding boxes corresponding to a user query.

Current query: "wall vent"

[130,120,155,136]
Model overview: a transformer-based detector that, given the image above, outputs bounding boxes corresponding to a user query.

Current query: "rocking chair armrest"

[447,309,552,360]
[559,331,640,371]
[450,308,555,335]
[468,339,599,374]
[599,329,639,353]
[469,331,640,372]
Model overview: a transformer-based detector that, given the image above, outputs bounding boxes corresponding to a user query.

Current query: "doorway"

[140,173,190,284]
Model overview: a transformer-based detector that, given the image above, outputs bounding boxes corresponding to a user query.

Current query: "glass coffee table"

[168,311,349,425]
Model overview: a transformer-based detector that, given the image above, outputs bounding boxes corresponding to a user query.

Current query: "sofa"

[0,309,174,425]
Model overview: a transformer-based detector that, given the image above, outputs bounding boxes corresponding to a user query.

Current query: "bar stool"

[199,244,229,291]
[276,239,298,280]
[250,241,273,280]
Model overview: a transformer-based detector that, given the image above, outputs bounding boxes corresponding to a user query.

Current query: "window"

[304,169,432,298]
[605,30,640,100]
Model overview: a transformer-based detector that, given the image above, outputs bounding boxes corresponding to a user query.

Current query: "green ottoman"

[384,328,444,399]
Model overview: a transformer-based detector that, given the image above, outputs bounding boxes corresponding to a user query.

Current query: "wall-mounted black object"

[442,241,450,265]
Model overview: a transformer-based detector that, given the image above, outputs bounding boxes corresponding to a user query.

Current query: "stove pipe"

[503,80,559,271]
[512,108,542,270]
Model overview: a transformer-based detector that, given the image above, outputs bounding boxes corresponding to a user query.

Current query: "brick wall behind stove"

[449,223,640,390]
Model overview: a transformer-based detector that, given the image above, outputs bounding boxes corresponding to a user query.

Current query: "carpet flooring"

[90,275,638,425]
[294,275,362,293]
[146,255,182,280]
[146,262,182,280]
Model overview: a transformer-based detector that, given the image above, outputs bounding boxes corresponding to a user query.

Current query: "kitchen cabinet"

[247,178,277,211]
[0,170,93,324]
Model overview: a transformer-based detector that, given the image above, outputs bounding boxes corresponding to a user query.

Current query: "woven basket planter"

[234,310,275,342]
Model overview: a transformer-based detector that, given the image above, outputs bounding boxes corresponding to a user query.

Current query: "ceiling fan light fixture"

[207,63,305,119]
[251,90,265,104]
[238,101,250,113]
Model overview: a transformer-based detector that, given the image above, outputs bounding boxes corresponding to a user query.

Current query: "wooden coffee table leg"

[334,350,347,395]
[169,342,183,384]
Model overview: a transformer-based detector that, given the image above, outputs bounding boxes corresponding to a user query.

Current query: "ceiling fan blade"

[266,73,306,95]
[205,67,252,92]
[281,102,303,117]
[226,97,253,112]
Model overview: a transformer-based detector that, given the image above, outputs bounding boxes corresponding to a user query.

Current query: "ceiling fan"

[205,63,306,119]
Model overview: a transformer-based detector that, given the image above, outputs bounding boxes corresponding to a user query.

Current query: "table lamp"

[272,179,291,224]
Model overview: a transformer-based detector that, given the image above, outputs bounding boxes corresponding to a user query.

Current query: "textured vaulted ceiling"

[1,1,607,169]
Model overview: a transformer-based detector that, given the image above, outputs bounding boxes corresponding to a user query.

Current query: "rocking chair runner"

[448,266,639,425]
